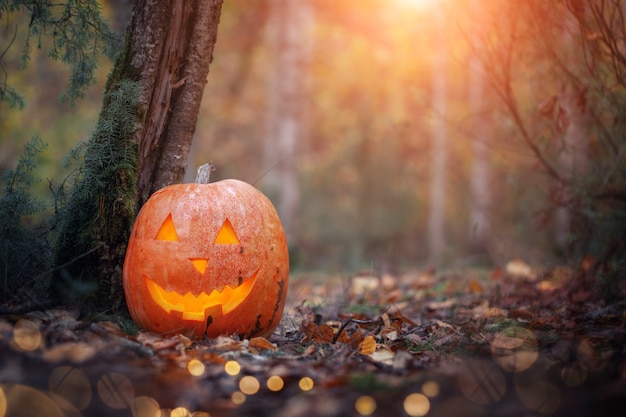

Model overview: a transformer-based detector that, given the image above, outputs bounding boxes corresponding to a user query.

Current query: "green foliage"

[0,137,52,303]
[52,78,141,309]
[0,0,120,107]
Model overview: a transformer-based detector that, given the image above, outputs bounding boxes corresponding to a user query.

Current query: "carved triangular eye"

[155,214,179,241]
[214,218,240,244]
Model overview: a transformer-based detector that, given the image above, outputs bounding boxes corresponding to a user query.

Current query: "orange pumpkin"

[123,165,289,338]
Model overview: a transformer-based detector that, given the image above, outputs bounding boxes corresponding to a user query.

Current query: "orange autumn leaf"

[249,336,277,351]
[359,335,376,355]
[301,321,334,343]
[468,278,484,293]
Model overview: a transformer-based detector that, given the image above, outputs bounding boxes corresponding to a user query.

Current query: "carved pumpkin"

[123,165,289,338]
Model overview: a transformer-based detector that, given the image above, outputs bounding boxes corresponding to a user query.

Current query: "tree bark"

[133,0,223,211]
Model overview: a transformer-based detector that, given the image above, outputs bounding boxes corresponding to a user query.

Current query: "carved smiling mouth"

[144,269,259,321]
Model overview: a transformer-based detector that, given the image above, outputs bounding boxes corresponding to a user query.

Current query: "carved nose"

[190,258,208,274]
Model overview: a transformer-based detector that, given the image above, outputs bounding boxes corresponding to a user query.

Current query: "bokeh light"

[298,377,314,392]
[12,319,42,351]
[515,378,560,415]
[421,380,440,397]
[0,384,65,417]
[266,375,284,392]
[239,376,260,395]
[48,366,92,411]
[97,372,135,409]
[561,361,587,387]
[355,395,377,415]
[130,395,160,417]
[187,359,205,377]
[457,359,506,405]
[170,406,193,417]
[403,393,430,417]
[577,338,610,372]
[0,386,7,417]
[231,391,246,405]
[490,327,538,373]
[224,360,241,376]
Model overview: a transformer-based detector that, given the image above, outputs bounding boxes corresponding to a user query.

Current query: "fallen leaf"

[359,335,376,355]
[369,349,395,366]
[468,278,484,293]
[43,342,97,363]
[505,260,536,280]
[301,321,334,343]
[249,337,277,351]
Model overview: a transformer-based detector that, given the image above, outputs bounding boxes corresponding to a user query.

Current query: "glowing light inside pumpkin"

[155,214,179,241]
[189,258,208,274]
[214,218,240,244]
[143,268,259,321]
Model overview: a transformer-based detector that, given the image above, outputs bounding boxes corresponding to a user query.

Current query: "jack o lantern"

[123,164,289,338]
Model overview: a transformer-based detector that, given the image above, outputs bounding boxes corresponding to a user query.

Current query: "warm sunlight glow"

[394,0,439,10]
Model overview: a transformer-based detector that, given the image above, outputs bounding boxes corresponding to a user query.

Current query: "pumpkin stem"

[195,163,215,184]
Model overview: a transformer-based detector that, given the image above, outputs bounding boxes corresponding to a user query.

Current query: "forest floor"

[1,260,625,417]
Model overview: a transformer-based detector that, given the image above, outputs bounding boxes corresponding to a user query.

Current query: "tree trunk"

[554,11,589,253]
[52,0,223,313]
[468,0,491,257]
[133,0,224,211]
[428,7,448,267]
[263,0,313,247]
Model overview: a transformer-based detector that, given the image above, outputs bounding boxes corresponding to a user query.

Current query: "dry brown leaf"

[337,327,364,348]
[43,342,97,363]
[505,260,536,280]
[368,349,395,365]
[351,275,380,296]
[359,335,376,355]
[476,307,507,320]
[249,336,277,351]
[301,321,334,343]
[468,278,484,293]
[426,298,457,310]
